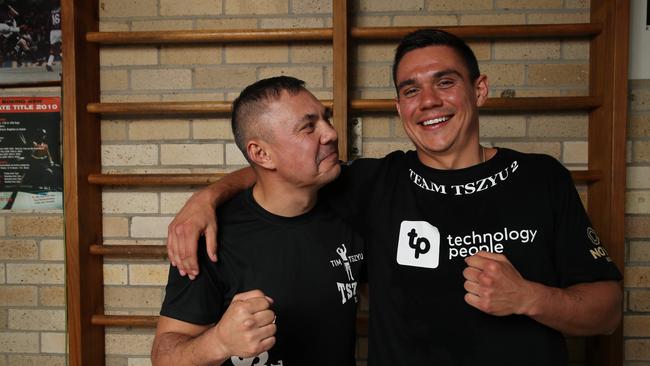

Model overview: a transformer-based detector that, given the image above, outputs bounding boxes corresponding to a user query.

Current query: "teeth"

[421,116,450,126]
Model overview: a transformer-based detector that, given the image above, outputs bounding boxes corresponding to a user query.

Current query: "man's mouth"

[420,115,451,127]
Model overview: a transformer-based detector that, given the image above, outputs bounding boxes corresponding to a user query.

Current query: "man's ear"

[247,140,276,170]
[475,74,489,107]
[394,96,403,119]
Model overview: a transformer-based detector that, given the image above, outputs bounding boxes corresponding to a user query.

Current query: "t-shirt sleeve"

[160,238,226,325]
[549,159,622,287]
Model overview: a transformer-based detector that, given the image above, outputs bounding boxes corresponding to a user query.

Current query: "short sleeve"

[549,160,622,287]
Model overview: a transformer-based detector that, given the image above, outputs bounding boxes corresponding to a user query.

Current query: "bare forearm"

[152,331,228,366]
[524,281,622,336]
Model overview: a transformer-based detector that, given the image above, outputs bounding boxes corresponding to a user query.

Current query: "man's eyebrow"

[396,69,465,91]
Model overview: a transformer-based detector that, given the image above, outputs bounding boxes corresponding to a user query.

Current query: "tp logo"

[396,221,440,269]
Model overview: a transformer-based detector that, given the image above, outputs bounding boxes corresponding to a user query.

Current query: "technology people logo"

[396,221,440,269]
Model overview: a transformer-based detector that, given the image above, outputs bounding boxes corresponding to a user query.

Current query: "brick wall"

[0,87,66,365]
[2,0,648,365]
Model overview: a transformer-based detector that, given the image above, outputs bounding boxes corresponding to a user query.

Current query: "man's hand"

[167,189,219,279]
[463,251,534,316]
[212,290,277,359]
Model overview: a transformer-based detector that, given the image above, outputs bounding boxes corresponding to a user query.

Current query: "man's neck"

[252,180,319,217]
[417,144,492,170]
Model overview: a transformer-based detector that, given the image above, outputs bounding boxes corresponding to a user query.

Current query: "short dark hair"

[392,29,480,93]
[231,76,307,160]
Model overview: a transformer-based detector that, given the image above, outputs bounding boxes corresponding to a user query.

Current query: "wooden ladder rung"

[88,173,225,186]
[85,24,601,45]
[90,244,167,258]
[88,96,602,116]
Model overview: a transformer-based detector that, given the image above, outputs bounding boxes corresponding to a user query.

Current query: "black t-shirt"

[161,188,365,366]
[323,148,622,366]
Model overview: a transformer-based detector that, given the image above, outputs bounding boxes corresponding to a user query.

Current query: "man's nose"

[419,86,443,109]
[319,121,338,144]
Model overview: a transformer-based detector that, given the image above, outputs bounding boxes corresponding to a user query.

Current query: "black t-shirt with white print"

[323,148,621,366]
[161,188,365,366]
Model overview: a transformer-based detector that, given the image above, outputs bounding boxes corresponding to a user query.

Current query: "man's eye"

[402,88,418,97]
[438,79,455,88]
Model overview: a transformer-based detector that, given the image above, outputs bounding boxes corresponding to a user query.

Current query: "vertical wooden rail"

[62,0,105,364]
[333,0,349,160]
[587,1,629,365]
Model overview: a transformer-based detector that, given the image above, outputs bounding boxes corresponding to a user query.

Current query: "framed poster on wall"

[0,0,61,85]
[0,96,62,210]
[629,0,650,79]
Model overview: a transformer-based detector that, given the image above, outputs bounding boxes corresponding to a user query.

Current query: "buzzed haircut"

[392,28,480,94]
[231,76,307,161]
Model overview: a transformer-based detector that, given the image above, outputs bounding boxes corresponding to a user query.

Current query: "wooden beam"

[89,244,168,258]
[0,80,62,89]
[88,173,225,186]
[333,0,350,160]
[62,0,105,365]
[586,1,628,366]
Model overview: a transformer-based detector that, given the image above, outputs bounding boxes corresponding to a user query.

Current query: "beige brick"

[426,0,492,10]
[0,308,6,329]
[195,67,257,89]
[129,264,169,286]
[103,216,130,237]
[626,267,650,288]
[629,290,650,312]
[131,20,194,31]
[0,332,39,353]
[106,357,128,366]
[102,145,158,166]
[357,44,394,63]
[627,216,650,238]
[481,64,525,86]
[527,64,588,86]
[160,46,222,65]
[40,332,65,354]
[103,192,158,214]
[100,47,158,66]
[99,0,158,17]
[629,114,650,137]
[353,65,391,88]
[0,286,37,306]
[6,264,64,285]
[528,114,587,138]
[355,16,392,27]
[292,0,331,13]
[562,141,587,165]
[0,263,5,284]
[162,93,225,102]
[39,240,64,261]
[494,41,560,60]
[460,13,526,25]
[0,216,5,236]
[99,21,130,32]
[527,12,590,24]
[479,115,526,138]
[562,40,589,60]
[393,15,458,27]
[0,240,38,260]
[100,70,129,91]
[627,167,650,189]
[195,18,258,30]
[625,339,650,361]
[128,120,190,141]
[7,216,63,237]
[565,0,588,8]
[131,216,174,238]
[225,0,288,14]
[362,117,391,138]
[631,89,650,111]
[225,45,289,64]
[359,0,423,11]
[105,286,164,308]
[102,94,161,103]
[39,286,65,307]
[625,315,650,337]
[626,191,650,215]
[160,192,194,214]
[633,141,650,163]
[226,143,247,165]
[259,66,324,88]
[104,264,128,285]
[291,44,332,64]
[496,0,561,8]
[6,355,67,366]
[192,118,233,139]
[262,17,326,29]
[630,241,650,262]
[160,144,224,165]
[131,69,192,91]
[106,334,155,355]
[9,310,64,331]
[363,141,414,159]
[467,41,491,61]
[102,120,128,141]
[496,142,561,159]
[160,0,221,15]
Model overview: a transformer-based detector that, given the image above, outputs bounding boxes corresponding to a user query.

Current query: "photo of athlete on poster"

[0,0,61,84]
